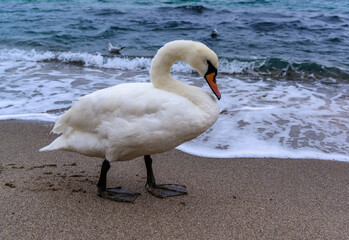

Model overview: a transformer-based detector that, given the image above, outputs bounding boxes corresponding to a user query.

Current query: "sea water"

[0,0,348,161]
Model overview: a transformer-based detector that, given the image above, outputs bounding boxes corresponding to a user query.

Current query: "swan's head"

[183,41,221,100]
[152,40,221,100]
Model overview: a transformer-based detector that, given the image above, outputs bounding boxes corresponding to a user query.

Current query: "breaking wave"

[1,48,348,81]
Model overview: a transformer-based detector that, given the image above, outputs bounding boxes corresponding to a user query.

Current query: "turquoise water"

[0,0,348,160]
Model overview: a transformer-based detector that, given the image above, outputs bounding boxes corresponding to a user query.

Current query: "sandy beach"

[0,120,348,239]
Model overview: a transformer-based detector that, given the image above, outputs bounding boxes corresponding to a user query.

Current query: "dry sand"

[0,120,348,239]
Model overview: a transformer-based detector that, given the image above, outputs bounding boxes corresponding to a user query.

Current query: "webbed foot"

[98,187,140,203]
[146,184,187,198]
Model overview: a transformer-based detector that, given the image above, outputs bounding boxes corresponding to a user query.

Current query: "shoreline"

[1,119,349,239]
[0,117,347,162]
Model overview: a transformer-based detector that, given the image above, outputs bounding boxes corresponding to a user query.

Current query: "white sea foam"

[177,143,349,162]
[0,113,57,122]
[179,76,349,162]
[0,48,55,62]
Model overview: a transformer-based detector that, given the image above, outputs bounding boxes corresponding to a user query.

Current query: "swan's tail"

[39,145,53,152]
[39,137,67,152]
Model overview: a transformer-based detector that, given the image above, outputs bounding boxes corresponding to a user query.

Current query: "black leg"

[97,159,140,203]
[144,155,187,198]
[144,155,156,187]
[97,159,110,192]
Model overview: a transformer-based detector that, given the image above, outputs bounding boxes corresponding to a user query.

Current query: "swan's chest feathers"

[61,83,219,161]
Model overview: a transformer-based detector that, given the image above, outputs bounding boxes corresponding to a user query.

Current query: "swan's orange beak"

[205,72,221,100]
[205,61,221,100]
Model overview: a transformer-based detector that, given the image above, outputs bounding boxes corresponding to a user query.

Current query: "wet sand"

[0,120,348,239]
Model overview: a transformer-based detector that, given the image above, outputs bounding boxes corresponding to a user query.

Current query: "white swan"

[41,40,221,202]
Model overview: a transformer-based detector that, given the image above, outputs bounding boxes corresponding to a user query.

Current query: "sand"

[0,120,348,239]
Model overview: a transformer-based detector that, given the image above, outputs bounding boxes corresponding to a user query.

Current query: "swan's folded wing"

[51,83,142,134]
[51,83,195,135]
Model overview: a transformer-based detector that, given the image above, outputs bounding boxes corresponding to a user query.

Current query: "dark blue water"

[1,0,348,80]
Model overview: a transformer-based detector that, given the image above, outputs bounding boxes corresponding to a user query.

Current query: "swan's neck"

[150,44,186,89]
[149,42,218,120]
